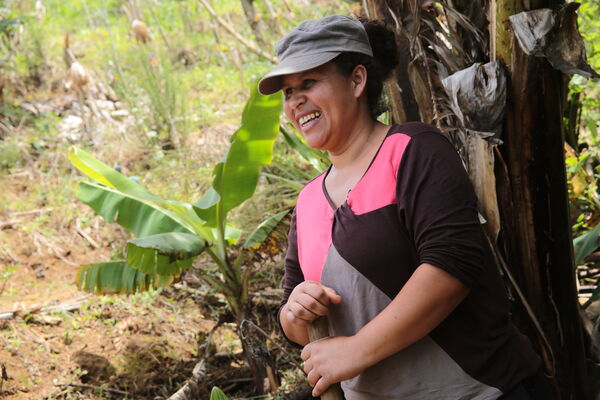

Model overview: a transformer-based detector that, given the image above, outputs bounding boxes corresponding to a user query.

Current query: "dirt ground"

[0,171,299,400]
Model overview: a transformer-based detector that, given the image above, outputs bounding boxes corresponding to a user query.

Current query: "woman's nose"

[287,92,306,110]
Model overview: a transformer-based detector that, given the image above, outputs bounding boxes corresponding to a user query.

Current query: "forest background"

[0,0,598,399]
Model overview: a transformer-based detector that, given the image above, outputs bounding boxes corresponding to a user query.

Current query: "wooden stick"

[8,207,53,216]
[308,317,344,400]
[197,0,277,63]
[0,219,21,229]
[56,383,128,396]
[0,295,91,320]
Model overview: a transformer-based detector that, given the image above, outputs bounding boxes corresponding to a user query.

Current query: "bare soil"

[0,167,302,400]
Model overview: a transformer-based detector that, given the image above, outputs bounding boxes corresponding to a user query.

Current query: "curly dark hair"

[331,18,399,119]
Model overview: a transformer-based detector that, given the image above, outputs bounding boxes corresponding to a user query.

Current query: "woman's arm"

[301,262,469,397]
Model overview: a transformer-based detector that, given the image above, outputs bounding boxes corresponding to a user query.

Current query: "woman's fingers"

[285,282,343,328]
[286,302,317,323]
[300,343,311,361]
[324,286,342,304]
[304,281,340,307]
[306,367,321,387]
[303,352,332,397]
[297,292,329,316]
[312,376,332,397]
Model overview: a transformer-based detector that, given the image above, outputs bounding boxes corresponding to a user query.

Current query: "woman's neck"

[328,117,387,170]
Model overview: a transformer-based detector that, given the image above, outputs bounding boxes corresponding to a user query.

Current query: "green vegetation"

[69,84,283,310]
[0,0,598,397]
[567,0,600,315]
[0,0,346,397]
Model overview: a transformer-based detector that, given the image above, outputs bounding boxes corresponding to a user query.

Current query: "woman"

[259,15,550,400]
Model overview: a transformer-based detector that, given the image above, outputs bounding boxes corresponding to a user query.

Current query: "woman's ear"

[351,64,368,98]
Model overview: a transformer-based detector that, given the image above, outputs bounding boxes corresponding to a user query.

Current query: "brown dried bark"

[364,0,590,398]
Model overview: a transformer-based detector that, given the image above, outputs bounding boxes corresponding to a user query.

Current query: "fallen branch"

[220,377,253,393]
[0,245,18,263]
[240,319,304,372]
[8,207,53,217]
[10,321,57,354]
[197,0,276,63]
[0,219,21,230]
[0,295,91,320]
[75,218,100,248]
[32,232,78,267]
[56,383,128,396]
[168,359,207,400]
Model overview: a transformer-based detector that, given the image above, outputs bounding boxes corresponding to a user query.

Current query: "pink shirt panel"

[347,133,412,215]
[296,173,333,282]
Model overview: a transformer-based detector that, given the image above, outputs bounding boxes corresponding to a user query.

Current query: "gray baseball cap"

[258,15,373,95]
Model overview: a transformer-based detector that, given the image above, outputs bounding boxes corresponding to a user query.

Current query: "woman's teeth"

[299,112,321,126]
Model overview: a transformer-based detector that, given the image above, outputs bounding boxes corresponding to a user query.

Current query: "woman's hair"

[331,18,399,119]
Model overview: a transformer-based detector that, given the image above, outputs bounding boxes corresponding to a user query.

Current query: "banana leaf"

[69,147,160,201]
[280,125,329,172]
[160,200,215,242]
[71,149,215,240]
[224,225,242,244]
[243,210,289,249]
[574,223,600,265]
[127,232,206,275]
[194,84,282,228]
[76,261,173,294]
[210,387,230,400]
[77,181,193,238]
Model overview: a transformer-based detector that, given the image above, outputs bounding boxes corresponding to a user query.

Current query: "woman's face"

[281,62,365,152]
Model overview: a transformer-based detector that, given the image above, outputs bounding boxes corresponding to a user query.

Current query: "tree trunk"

[365,0,590,398]
[239,0,267,48]
[497,35,589,400]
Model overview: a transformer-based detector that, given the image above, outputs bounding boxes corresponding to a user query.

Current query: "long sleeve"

[396,126,484,287]
[277,209,305,345]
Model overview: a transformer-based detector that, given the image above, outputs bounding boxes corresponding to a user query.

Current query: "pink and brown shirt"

[281,122,540,399]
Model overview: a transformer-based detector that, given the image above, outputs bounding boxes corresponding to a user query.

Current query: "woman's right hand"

[283,281,342,328]
[281,281,342,345]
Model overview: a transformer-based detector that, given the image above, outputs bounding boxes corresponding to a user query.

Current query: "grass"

[6,0,596,397]
[0,1,345,397]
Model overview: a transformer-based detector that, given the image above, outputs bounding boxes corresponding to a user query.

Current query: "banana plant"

[210,387,230,400]
[69,84,284,325]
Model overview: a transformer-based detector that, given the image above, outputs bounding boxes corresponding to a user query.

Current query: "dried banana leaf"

[441,61,507,140]
[509,3,599,78]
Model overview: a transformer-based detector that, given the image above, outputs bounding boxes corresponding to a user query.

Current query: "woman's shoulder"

[297,169,328,203]
[386,122,456,156]
[388,122,445,138]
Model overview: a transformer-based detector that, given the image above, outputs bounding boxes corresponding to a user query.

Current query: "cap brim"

[258,51,341,95]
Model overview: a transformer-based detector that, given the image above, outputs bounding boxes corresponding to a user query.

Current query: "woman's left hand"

[300,335,367,397]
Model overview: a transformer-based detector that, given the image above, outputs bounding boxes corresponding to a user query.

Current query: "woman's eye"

[303,79,315,88]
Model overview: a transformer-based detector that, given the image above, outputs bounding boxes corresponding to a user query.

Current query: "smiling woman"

[259,15,552,400]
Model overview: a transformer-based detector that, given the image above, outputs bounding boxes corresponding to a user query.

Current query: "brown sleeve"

[281,208,304,305]
[277,209,304,345]
[396,127,485,287]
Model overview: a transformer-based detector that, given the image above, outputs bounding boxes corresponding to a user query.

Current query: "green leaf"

[70,148,215,241]
[280,125,329,172]
[574,223,600,265]
[127,233,206,275]
[160,200,215,242]
[243,210,289,249]
[77,182,193,238]
[224,224,242,244]
[194,84,282,228]
[69,147,159,201]
[210,387,230,400]
[0,17,23,33]
[76,261,173,294]
[586,285,600,306]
